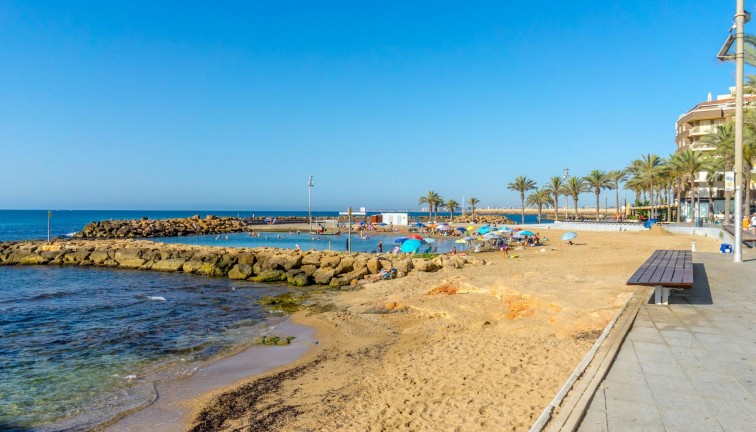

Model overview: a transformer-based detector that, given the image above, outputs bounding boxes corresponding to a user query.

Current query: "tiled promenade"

[578,252,756,432]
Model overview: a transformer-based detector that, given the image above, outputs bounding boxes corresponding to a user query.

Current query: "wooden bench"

[626,250,694,305]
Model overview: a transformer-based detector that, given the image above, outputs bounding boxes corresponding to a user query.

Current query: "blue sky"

[0,1,747,211]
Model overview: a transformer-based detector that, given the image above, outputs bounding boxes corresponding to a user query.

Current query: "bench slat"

[627,249,693,288]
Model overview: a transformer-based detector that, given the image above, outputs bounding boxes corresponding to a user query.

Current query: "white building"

[380,212,408,226]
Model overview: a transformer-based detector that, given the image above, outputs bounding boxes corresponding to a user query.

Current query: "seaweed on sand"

[189,358,322,432]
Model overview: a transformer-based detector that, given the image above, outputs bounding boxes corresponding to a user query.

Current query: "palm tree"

[507,176,537,224]
[628,154,664,218]
[544,176,565,222]
[564,176,588,220]
[445,199,459,222]
[607,169,629,219]
[418,191,440,221]
[702,122,735,224]
[467,197,480,222]
[526,188,553,224]
[583,170,611,220]
[430,192,443,221]
[669,150,710,224]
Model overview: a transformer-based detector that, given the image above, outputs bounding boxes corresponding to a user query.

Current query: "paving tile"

[644,372,699,398]
[638,361,688,379]
[657,406,723,432]
[602,380,653,404]
[604,399,665,432]
[705,396,756,432]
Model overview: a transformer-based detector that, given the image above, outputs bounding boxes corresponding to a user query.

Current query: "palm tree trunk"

[554,195,559,222]
[745,172,752,221]
[595,192,600,220]
[676,178,682,223]
[520,193,526,225]
[615,188,620,219]
[725,191,731,225]
[573,196,579,219]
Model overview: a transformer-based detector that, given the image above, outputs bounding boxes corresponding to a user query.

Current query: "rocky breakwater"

[0,240,486,287]
[74,215,250,239]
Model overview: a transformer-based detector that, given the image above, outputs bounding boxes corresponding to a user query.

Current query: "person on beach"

[294,244,301,252]
[449,246,457,255]
[377,241,383,253]
[500,242,509,257]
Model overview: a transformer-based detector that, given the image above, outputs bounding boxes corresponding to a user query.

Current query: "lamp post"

[563,168,569,220]
[47,211,51,243]
[307,175,314,231]
[718,2,749,262]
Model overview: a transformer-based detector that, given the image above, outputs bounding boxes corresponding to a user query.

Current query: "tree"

[526,188,553,224]
[583,170,611,220]
[544,176,565,222]
[507,176,537,224]
[445,199,459,222]
[702,122,735,224]
[564,176,588,219]
[607,169,629,219]
[418,191,441,221]
[467,197,480,222]
[628,154,664,218]
[669,150,711,224]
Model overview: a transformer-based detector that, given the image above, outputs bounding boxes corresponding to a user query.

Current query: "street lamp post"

[563,168,569,220]
[308,175,314,231]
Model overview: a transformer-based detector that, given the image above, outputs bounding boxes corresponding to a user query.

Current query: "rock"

[286,270,310,287]
[320,255,341,268]
[182,260,206,274]
[17,254,48,265]
[63,250,90,264]
[394,258,413,274]
[301,252,323,266]
[152,258,188,272]
[329,277,349,287]
[412,259,439,272]
[252,270,286,282]
[237,253,256,266]
[300,264,317,276]
[89,251,110,265]
[366,257,383,274]
[228,263,253,280]
[345,267,370,282]
[313,268,335,285]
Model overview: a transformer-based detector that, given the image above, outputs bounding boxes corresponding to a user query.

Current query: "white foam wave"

[148,296,166,301]
[65,232,77,237]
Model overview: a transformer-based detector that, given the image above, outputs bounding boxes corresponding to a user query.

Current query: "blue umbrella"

[379,223,388,226]
[496,226,512,232]
[519,230,536,236]
[414,222,426,227]
[423,237,436,243]
[561,232,577,241]
[394,237,409,244]
[455,227,467,233]
[477,225,492,235]
[400,238,422,253]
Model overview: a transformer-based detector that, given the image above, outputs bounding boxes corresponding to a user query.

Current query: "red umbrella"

[407,234,423,240]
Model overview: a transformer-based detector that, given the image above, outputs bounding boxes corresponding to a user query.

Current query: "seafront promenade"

[578,252,756,431]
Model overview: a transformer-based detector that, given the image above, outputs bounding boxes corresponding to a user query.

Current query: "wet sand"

[104,320,317,432]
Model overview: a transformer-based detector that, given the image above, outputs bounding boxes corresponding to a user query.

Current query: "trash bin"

[720,243,733,253]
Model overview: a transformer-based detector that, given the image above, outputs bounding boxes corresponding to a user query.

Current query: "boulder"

[252,270,286,282]
[412,259,439,272]
[152,258,188,272]
[366,257,383,274]
[345,267,370,282]
[301,252,322,266]
[300,264,317,276]
[89,251,111,265]
[63,250,90,264]
[17,254,48,265]
[286,270,310,287]
[228,264,253,280]
[394,258,413,274]
[320,255,341,268]
[237,253,256,266]
[313,268,335,285]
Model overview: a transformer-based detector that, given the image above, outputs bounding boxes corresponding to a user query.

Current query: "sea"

[0,209,548,430]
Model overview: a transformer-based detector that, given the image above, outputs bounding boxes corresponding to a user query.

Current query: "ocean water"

[0,210,549,243]
[0,266,289,431]
[0,209,548,430]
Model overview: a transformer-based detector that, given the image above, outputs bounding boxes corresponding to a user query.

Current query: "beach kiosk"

[380,212,408,226]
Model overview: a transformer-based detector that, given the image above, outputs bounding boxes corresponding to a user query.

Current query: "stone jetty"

[74,215,253,239]
[0,240,486,287]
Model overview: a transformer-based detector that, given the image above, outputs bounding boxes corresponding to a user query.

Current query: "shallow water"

[0,266,288,430]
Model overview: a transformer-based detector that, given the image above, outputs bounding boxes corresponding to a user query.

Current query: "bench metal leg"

[654,285,671,305]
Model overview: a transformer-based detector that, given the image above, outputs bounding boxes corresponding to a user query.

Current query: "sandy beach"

[157,227,721,432]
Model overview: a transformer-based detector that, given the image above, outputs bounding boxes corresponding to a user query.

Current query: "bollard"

[691,241,697,253]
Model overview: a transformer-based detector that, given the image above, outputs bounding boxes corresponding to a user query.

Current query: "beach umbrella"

[496,226,512,232]
[378,223,388,226]
[455,227,467,233]
[466,225,476,232]
[414,222,426,227]
[519,230,536,236]
[400,238,422,253]
[562,232,577,241]
[436,225,452,231]
[455,239,467,244]
[423,237,436,243]
[477,225,492,235]
[407,234,424,240]
[463,235,477,241]
[483,232,500,240]
[394,237,408,244]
